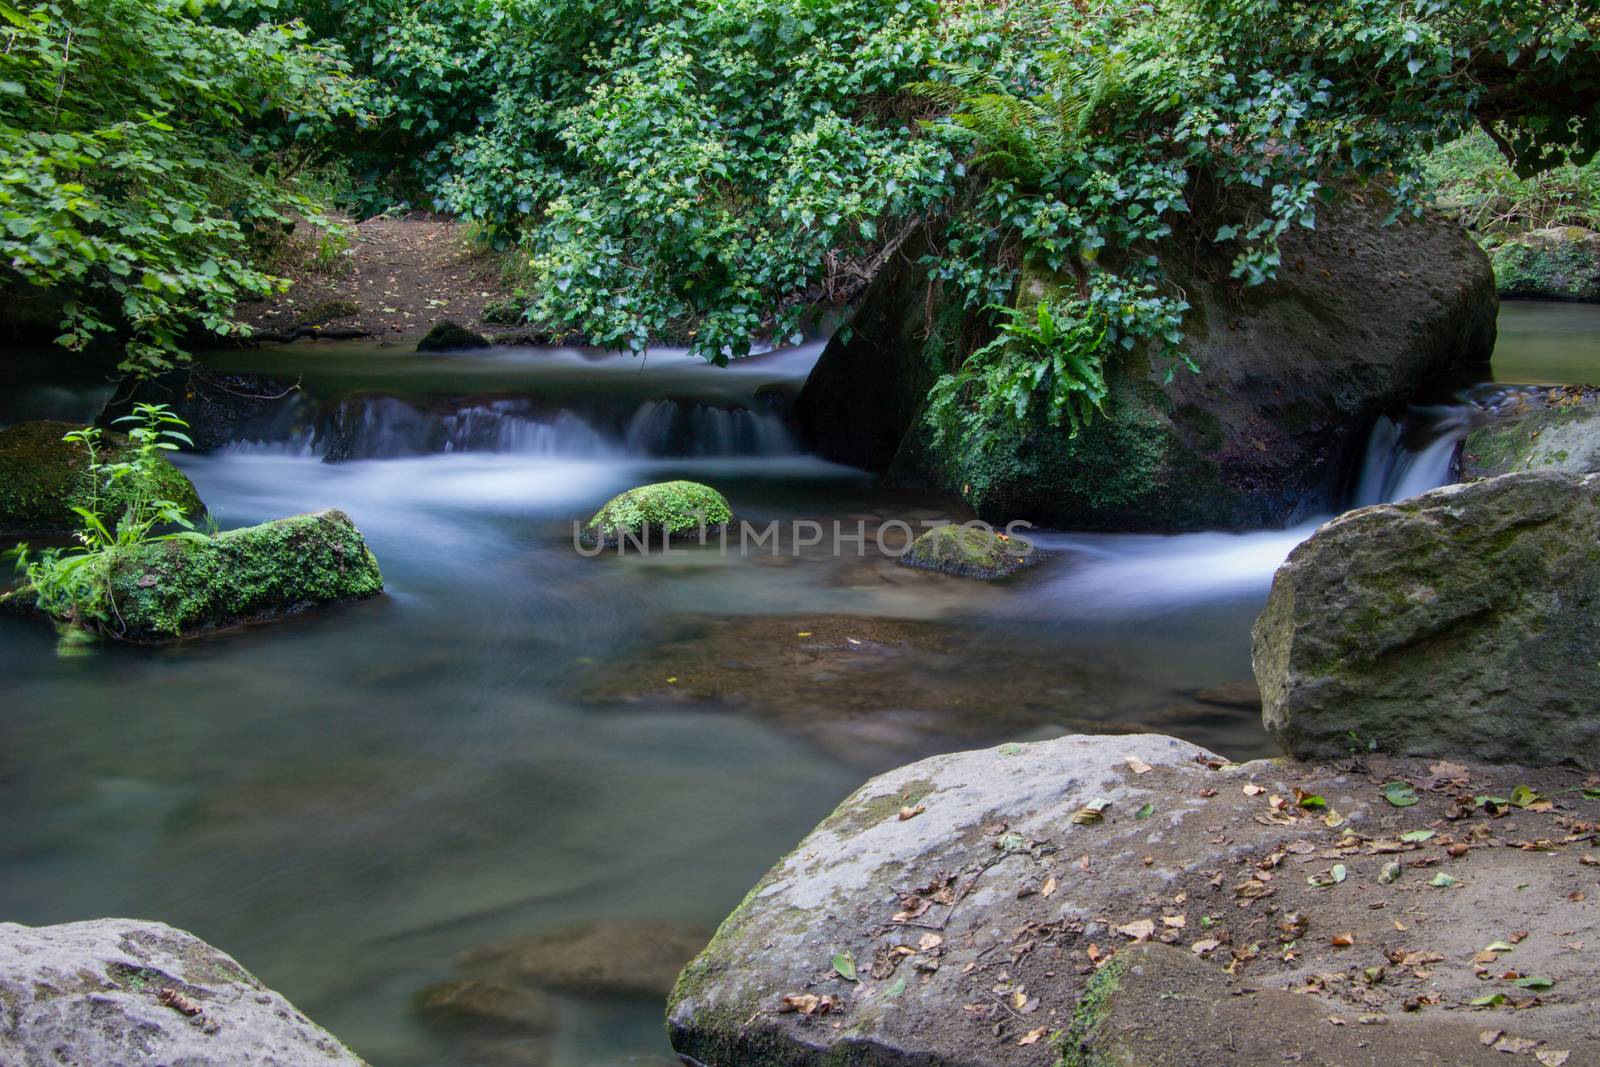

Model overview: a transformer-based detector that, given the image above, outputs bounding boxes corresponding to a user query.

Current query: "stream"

[0,300,1595,1066]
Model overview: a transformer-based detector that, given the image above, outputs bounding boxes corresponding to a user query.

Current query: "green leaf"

[884,976,906,997]
[1296,793,1326,809]
[1513,976,1553,990]
[1383,782,1419,807]
[1399,829,1435,843]
[832,952,857,982]
[1429,873,1458,888]
[1470,993,1507,1007]
[1134,803,1155,820]
[1508,785,1540,808]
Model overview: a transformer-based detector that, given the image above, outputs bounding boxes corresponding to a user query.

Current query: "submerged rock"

[668,733,1599,1066]
[582,480,731,548]
[413,979,557,1033]
[0,419,203,538]
[1461,390,1600,478]
[898,523,1036,579]
[799,195,1496,530]
[457,919,712,1000]
[1253,471,1600,768]
[0,917,363,1066]
[8,508,384,642]
[416,319,492,352]
[1490,226,1600,302]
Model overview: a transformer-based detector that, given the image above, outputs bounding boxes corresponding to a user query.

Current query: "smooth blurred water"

[0,304,1594,1066]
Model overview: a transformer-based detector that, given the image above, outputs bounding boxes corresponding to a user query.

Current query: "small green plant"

[13,403,205,633]
[927,297,1110,455]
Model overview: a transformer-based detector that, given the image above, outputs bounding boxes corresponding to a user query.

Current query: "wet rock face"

[1461,390,1600,479]
[1491,226,1600,302]
[668,733,1600,1067]
[457,919,713,1000]
[1253,471,1600,768]
[899,523,1036,579]
[0,918,363,1066]
[798,196,1496,531]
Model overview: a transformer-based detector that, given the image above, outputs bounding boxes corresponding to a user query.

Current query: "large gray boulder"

[798,195,1496,530]
[1460,390,1600,478]
[0,918,364,1066]
[668,733,1599,1066]
[1253,471,1600,767]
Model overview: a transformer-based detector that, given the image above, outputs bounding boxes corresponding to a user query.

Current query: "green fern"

[911,46,1129,185]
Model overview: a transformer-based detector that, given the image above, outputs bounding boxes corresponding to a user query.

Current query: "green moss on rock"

[7,508,384,642]
[583,481,731,547]
[416,319,491,352]
[0,420,203,537]
[899,523,1036,579]
[1490,227,1600,301]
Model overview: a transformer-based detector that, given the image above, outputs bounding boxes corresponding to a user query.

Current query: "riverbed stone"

[0,419,203,538]
[582,480,731,548]
[0,917,364,1066]
[667,733,1600,1067]
[1253,471,1600,768]
[1491,226,1600,302]
[898,523,1036,579]
[457,919,712,1000]
[1460,390,1600,478]
[798,194,1496,530]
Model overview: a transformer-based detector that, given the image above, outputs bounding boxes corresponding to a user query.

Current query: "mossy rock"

[1490,227,1600,301]
[582,481,731,548]
[0,420,203,538]
[10,508,383,642]
[297,299,362,325]
[416,319,491,352]
[899,523,1037,579]
[1461,399,1600,479]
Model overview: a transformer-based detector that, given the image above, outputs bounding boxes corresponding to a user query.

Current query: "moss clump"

[298,299,362,324]
[899,524,1036,579]
[12,508,383,642]
[583,481,732,547]
[0,420,203,536]
[1053,957,1125,1067]
[1490,227,1600,301]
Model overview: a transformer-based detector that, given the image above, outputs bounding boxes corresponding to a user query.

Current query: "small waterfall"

[621,399,799,457]
[1350,407,1471,506]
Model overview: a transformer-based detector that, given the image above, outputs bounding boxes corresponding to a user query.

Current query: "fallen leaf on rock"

[1072,799,1110,825]
[1430,873,1458,888]
[1295,789,1327,809]
[832,953,858,982]
[1135,802,1155,820]
[1509,785,1541,808]
[1307,865,1347,888]
[1471,993,1508,1007]
[1483,941,1516,953]
[1017,1027,1047,1046]
[918,933,942,951]
[1509,931,1528,944]
[1242,783,1266,796]
[1580,854,1599,867]
[1125,755,1153,774]
[1494,1036,1540,1055]
[883,977,906,998]
[1041,876,1057,898]
[157,988,202,1017]
[1116,919,1156,942]
[1330,933,1355,947]
[780,993,841,1015]
[1479,1029,1503,1046]
[1379,862,1402,884]
[898,804,925,821]
[1162,915,1186,928]
[1324,811,1347,829]
[1399,829,1436,843]
[1513,976,1554,990]
[1383,782,1419,807]
[1536,1051,1571,1066]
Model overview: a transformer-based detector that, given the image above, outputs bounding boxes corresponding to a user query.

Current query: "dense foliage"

[2,0,1597,434]
[0,0,363,372]
[1427,131,1600,236]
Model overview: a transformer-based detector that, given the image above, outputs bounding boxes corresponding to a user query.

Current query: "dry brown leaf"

[1017,1027,1047,1046]
[898,804,926,821]
[1242,783,1266,796]
[1041,876,1058,898]
[1162,915,1186,928]
[1191,938,1221,956]
[1116,919,1156,942]
[1330,933,1355,947]
[1536,1050,1571,1066]
[1126,755,1154,775]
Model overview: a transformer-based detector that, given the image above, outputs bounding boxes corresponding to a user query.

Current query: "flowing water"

[0,302,1596,1066]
